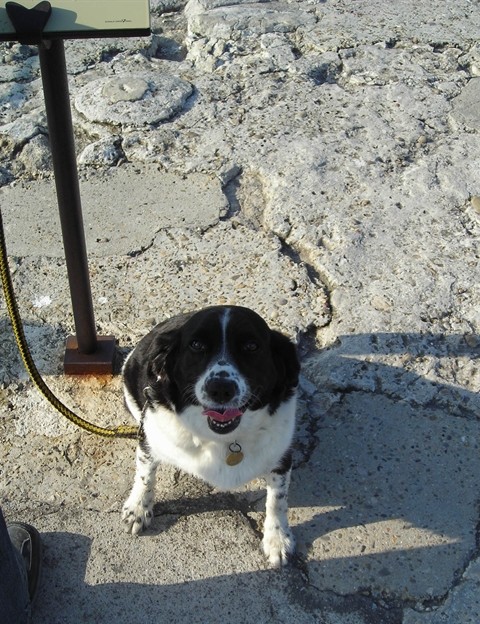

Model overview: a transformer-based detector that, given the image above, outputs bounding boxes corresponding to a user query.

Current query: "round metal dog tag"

[226,451,244,466]
[226,442,244,466]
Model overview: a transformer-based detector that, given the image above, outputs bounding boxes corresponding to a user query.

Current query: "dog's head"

[145,306,300,436]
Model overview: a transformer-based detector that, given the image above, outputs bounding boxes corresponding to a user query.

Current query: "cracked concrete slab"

[290,392,480,601]
[1,0,480,622]
[404,558,480,623]
[0,165,225,257]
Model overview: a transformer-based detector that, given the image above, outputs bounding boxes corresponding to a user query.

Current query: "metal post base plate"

[64,335,116,375]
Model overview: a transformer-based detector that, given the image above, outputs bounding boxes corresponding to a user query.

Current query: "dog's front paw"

[262,525,296,567]
[122,498,153,535]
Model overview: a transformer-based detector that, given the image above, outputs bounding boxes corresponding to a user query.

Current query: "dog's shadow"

[146,493,252,535]
[143,475,267,537]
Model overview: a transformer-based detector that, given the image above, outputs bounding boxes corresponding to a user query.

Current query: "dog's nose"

[205,378,237,404]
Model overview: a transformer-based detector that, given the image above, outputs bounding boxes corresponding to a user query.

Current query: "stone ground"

[0,1,479,622]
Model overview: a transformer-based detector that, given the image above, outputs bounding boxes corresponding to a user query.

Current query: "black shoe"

[7,522,42,604]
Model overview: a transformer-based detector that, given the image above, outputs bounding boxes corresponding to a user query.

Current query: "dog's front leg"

[122,442,158,535]
[262,458,295,567]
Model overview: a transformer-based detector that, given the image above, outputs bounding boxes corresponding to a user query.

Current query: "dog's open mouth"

[202,408,243,435]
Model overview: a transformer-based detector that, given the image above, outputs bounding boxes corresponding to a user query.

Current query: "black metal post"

[38,38,97,355]
[37,39,116,374]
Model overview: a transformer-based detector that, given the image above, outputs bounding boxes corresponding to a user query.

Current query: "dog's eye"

[190,339,206,353]
[242,341,259,353]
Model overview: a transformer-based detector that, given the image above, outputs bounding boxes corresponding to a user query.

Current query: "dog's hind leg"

[122,442,159,535]
[262,455,295,567]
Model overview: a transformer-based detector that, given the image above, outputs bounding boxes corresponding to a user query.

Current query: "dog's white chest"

[142,399,296,490]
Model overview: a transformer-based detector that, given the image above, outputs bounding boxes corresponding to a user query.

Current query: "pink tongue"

[203,408,243,422]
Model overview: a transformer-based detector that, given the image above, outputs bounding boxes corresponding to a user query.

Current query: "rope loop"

[0,208,139,440]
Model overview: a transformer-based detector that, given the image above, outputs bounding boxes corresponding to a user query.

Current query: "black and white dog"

[122,305,300,566]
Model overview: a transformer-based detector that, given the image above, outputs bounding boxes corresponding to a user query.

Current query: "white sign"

[0,0,150,39]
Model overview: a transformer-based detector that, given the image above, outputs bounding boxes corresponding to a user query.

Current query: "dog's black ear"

[270,330,300,395]
[140,329,181,410]
[146,329,180,382]
[143,312,195,383]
